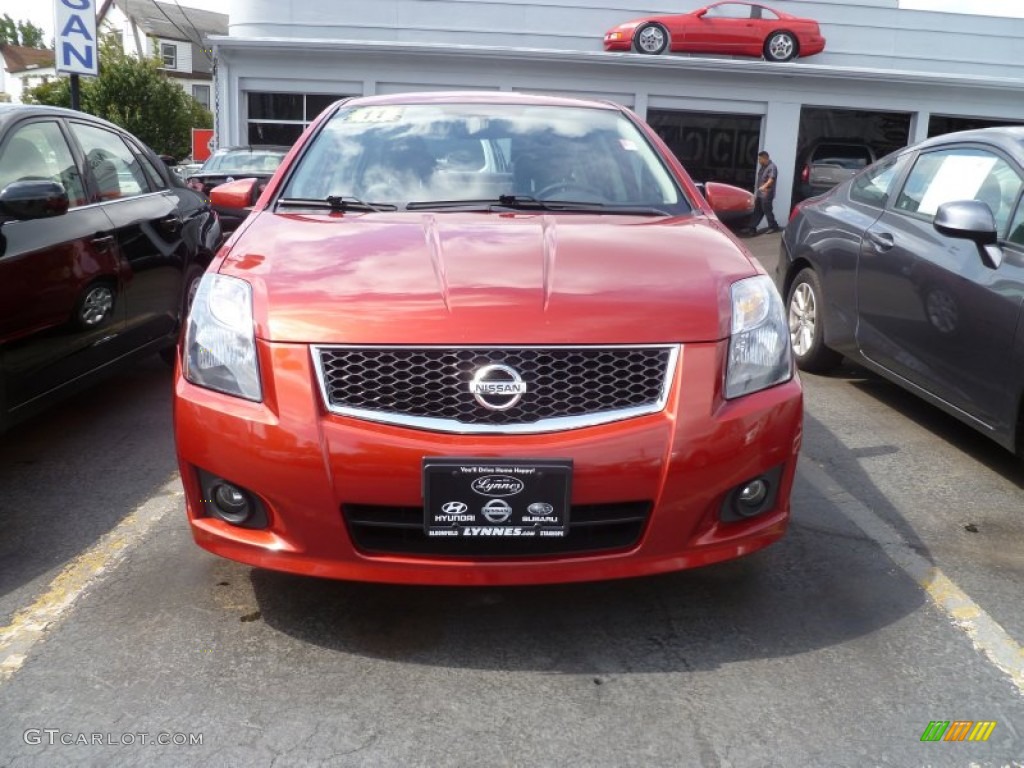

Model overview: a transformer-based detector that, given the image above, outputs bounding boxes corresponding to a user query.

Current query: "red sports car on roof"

[604,1,826,62]
[175,91,802,586]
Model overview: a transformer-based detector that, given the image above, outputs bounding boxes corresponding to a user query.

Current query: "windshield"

[202,149,287,174]
[281,103,691,213]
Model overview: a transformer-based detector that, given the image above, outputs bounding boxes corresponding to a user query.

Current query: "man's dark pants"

[748,194,779,232]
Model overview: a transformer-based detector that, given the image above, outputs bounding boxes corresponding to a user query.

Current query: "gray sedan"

[776,126,1024,454]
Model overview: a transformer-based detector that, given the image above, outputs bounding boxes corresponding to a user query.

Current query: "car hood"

[218,212,758,345]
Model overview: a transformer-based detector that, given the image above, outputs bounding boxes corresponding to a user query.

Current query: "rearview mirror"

[0,180,69,221]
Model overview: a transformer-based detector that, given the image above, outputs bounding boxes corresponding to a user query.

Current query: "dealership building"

[209,0,1024,216]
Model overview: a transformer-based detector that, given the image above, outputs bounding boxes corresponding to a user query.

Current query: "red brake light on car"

[801,164,810,183]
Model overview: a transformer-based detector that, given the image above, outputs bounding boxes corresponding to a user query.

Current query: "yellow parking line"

[801,459,1024,694]
[0,478,181,685]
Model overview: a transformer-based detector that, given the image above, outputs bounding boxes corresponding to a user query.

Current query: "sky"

[4,0,1024,47]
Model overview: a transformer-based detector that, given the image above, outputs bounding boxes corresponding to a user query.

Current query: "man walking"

[744,150,780,235]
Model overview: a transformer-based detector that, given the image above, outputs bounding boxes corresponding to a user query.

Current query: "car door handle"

[157,215,183,235]
[91,233,115,248]
[866,231,895,251]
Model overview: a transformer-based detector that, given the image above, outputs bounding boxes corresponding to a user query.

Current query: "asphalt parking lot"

[1,231,1024,767]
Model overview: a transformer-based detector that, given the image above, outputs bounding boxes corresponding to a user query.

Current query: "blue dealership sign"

[55,0,99,77]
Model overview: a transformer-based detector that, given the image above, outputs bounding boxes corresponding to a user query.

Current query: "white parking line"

[800,458,1024,695]
[0,477,182,685]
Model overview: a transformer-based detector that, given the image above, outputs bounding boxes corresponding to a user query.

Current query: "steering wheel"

[534,181,605,202]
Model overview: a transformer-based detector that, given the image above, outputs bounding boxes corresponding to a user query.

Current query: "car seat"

[0,136,50,190]
[88,150,121,201]
[386,136,436,183]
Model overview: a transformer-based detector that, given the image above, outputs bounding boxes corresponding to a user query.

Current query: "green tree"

[0,14,46,48]
[24,35,212,159]
[17,19,46,48]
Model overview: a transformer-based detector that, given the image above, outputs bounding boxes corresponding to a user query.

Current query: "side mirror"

[694,8,708,18]
[210,177,259,209]
[934,199,1002,269]
[0,180,69,221]
[703,181,755,223]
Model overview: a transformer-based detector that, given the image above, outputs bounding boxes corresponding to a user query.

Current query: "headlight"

[183,274,262,401]
[725,275,792,399]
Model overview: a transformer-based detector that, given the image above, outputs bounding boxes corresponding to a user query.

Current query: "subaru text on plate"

[174,92,803,585]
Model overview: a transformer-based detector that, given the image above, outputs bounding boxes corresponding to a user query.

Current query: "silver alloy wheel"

[788,282,816,356]
[767,33,795,61]
[81,285,114,326]
[637,25,666,53]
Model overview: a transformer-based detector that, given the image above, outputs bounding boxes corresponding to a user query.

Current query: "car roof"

[914,126,1024,158]
[705,1,793,18]
[338,91,625,112]
[0,103,128,135]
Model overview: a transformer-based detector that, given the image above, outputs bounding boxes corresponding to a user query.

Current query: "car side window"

[0,121,87,207]
[894,148,1022,236]
[134,147,168,191]
[70,122,153,201]
[705,3,751,19]
[1007,198,1024,247]
[848,154,905,208]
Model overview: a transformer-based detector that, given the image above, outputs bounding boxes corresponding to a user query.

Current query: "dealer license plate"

[423,458,572,540]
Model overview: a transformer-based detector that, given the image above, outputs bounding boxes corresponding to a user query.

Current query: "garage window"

[246,92,351,146]
[647,110,761,190]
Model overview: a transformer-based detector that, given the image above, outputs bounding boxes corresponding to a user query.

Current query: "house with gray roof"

[98,0,227,112]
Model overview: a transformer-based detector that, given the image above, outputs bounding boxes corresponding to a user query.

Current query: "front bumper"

[603,33,633,52]
[174,340,802,585]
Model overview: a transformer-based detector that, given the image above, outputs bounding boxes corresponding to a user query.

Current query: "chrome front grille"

[312,345,678,434]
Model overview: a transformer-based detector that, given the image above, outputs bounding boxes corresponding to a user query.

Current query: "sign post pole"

[55,0,99,111]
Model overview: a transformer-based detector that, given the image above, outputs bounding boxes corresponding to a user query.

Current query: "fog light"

[738,480,768,509]
[720,465,784,523]
[212,483,252,524]
[195,469,269,529]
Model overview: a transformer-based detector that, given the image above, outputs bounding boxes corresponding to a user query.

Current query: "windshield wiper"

[404,196,670,216]
[559,204,673,216]
[276,196,397,212]
[404,196,551,212]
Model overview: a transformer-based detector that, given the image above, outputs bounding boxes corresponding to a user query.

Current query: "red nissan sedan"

[173,92,802,586]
